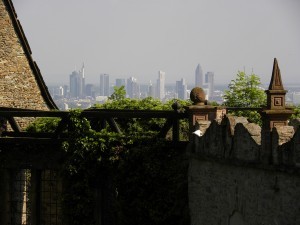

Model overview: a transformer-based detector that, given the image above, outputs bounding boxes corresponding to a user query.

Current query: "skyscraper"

[126,77,139,99]
[148,80,155,98]
[116,78,126,87]
[195,64,203,87]
[100,74,110,96]
[69,63,85,98]
[205,72,214,100]
[85,84,95,98]
[69,71,78,98]
[63,85,69,98]
[176,78,187,100]
[79,63,85,97]
[156,70,165,100]
[58,86,64,96]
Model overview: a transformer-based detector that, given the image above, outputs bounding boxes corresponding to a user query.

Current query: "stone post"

[260,58,293,164]
[186,87,226,140]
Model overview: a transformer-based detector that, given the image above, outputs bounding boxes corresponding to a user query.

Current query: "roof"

[3,0,58,110]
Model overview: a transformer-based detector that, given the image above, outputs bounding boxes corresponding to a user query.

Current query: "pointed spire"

[268,58,284,90]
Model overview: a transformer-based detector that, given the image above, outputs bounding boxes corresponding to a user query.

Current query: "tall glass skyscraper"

[69,63,85,98]
[176,78,187,100]
[148,80,155,98]
[100,74,110,96]
[205,72,214,100]
[115,78,126,87]
[195,64,203,87]
[126,77,139,99]
[156,70,165,100]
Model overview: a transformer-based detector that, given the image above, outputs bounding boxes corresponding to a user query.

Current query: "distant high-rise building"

[58,86,64,96]
[69,63,85,98]
[63,85,69,98]
[156,70,165,100]
[148,80,155,98]
[100,74,110,96]
[126,77,139,99]
[176,78,187,100]
[116,78,126,87]
[205,72,214,100]
[69,71,79,98]
[195,64,203,87]
[79,63,85,97]
[85,84,95,98]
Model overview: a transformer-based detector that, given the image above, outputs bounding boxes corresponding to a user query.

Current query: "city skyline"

[63,64,216,102]
[12,0,300,86]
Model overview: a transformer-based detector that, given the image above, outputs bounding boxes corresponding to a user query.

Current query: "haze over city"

[12,0,300,86]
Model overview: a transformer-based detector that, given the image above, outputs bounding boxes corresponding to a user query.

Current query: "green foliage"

[223,71,266,107]
[96,96,169,110]
[209,101,220,106]
[61,110,129,225]
[109,85,126,101]
[291,105,300,119]
[115,141,189,225]
[94,97,191,141]
[59,111,189,225]
[94,97,164,138]
[223,71,266,125]
[26,117,61,132]
[27,97,191,225]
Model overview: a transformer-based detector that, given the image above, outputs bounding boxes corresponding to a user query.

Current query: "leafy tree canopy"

[109,85,126,101]
[223,71,266,107]
[223,71,266,125]
[93,95,191,140]
[96,85,191,111]
[291,105,300,119]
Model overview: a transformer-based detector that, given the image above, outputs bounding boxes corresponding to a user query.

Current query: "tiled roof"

[3,0,58,109]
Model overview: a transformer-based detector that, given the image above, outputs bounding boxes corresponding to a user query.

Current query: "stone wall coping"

[186,105,225,110]
[191,115,300,169]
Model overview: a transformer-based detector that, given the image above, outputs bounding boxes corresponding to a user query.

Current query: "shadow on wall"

[188,115,300,225]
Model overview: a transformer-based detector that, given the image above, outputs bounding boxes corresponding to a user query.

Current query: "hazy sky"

[12,0,300,86]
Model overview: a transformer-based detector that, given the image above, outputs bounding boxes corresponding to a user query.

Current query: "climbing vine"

[26,101,190,225]
[60,110,127,224]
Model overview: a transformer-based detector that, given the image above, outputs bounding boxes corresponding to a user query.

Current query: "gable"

[0,0,57,110]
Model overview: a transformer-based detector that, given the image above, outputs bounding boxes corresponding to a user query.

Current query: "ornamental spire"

[268,58,284,90]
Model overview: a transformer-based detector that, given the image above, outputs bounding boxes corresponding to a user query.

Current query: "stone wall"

[0,0,55,110]
[188,116,300,225]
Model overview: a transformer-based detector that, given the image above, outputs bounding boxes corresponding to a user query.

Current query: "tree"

[93,96,191,140]
[291,105,300,119]
[223,71,266,125]
[223,71,266,107]
[109,85,126,101]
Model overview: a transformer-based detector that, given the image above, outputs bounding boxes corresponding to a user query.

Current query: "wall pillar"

[260,58,293,164]
[186,105,226,138]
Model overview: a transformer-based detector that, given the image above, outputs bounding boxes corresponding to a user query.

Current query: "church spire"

[268,58,284,90]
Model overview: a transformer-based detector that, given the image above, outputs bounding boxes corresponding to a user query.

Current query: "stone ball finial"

[190,87,206,105]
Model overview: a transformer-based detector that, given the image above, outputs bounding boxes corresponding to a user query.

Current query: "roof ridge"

[3,0,58,109]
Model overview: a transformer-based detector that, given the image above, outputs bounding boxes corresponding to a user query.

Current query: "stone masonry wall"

[188,116,300,225]
[189,159,300,225]
[0,0,50,110]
